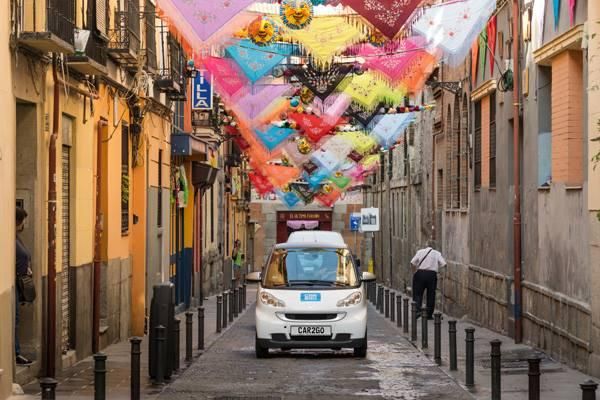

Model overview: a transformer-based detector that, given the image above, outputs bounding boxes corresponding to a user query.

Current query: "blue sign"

[350,213,361,232]
[300,293,321,302]
[192,70,213,110]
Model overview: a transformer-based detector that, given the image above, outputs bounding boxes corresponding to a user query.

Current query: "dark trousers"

[412,270,437,318]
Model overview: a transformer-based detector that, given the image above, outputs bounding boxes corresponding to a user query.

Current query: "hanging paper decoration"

[280,0,314,30]
[329,171,351,190]
[302,160,319,175]
[569,0,576,26]
[279,16,364,64]
[225,40,292,83]
[478,29,488,81]
[370,113,415,148]
[277,189,302,208]
[233,84,291,122]
[347,102,384,127]
[263,164,301,187]
[255,125,296,151]
[412,0,496,66]
[305,168,330,189]
[487,16,497,75]
[202,57,248,100]
[247,16,280,46]
[553,0,560,29]
[248,170,275,195]
[289,113,334,143]
[287,63,354,100]
[290,182,317,204]
[341,0,422,39]
[315,187,342,207]
[471,40,479,86]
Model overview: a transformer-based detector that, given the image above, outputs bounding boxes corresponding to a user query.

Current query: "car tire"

[255,335,269,358]
[353,335,367,358]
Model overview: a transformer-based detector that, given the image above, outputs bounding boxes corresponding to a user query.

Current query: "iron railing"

[14,0,75,45]
[85,30,108,65]
[108,0,140,56]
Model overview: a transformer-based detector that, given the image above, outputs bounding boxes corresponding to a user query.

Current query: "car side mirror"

[361,272,376,282]
[246,271,262,282]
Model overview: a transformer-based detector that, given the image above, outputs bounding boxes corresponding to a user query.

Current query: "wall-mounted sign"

[359,208,379,232]
[192,70,213,110]
[350,213,361,232]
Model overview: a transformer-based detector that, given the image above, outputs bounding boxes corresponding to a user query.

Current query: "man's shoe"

[16,355,32,365]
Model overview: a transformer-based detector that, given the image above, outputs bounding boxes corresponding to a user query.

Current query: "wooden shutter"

[96,0,107,35]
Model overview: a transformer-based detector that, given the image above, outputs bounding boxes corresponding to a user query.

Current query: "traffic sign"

[192,70,213,110]
[350,213,361,232]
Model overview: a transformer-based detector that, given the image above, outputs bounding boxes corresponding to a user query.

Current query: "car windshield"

[263,248,359,289]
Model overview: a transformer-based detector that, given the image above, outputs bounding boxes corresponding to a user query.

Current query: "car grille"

[285,313,338,320]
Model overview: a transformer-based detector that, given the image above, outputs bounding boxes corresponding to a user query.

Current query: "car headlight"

[260,291,286,308]
[337,291,362,307]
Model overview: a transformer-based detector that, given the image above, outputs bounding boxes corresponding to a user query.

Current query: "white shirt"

[411,247,447,273]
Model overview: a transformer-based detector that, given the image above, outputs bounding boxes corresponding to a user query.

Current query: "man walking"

[411,241,446,320]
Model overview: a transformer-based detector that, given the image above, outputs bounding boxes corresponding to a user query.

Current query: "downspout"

[93,119,107,353]
[512,0,523,343]
[46,53,59,378]
[432,63,445,244]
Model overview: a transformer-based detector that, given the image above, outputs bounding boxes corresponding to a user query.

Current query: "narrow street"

[160,304,471,400]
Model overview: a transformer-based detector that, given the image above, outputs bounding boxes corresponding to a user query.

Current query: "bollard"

[581,380,598,400]
[130,337,142,400]
[528,357,541,400]
[242,284,247,310]
[421,307,428,349]
[465,327,475,387]
[153,325,166,385]
[173,319,181,371]
[410,301,418,341]
[185,311,193,362]
[376,285,382,311]
[490,340,502,400]
[390,292,396,322]
[233,288,239,318]
[380,287,385,313]
[403,298,409,333]
[396,295,402,328]
[370,282,375,304]
[385,288,390,318]
[223,291,229,328]
[39,378,58,400]
[434,313,442,365]
[448,320,458,371]
[216,295,223,333]
[94,353,107,400]
[239,286,244,312]
[197,306,205,350]
[229,289,234,323]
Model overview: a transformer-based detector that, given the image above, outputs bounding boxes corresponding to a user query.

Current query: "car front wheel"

[353,334,367,358]
[255,334,269,358]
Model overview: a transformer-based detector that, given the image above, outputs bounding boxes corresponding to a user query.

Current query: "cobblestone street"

[160,304,471,400]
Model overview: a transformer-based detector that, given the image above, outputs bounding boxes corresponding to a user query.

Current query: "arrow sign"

[192,70,213,110]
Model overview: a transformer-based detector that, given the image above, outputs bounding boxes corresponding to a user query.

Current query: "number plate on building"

[290,326,331,336]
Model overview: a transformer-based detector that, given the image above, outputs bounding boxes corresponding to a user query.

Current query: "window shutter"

[96,0,107,35]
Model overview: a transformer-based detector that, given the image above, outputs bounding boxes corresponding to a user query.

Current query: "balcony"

[14,0,75,54]
[67,30,108,76]
[143,0,158,73]
[155,32,186,100]
[108,1,140,69]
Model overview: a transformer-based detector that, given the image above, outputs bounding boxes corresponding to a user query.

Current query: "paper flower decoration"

[280,0,314,30]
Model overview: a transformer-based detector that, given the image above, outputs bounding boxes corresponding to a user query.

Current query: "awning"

[287,220,319,230]
[192,161,219,190]
[171,133,208,157]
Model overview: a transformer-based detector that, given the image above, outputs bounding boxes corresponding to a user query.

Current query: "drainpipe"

[431,63,445,244]
[93,119,107,353]
[46,53,59,378]
[512,0,523,343]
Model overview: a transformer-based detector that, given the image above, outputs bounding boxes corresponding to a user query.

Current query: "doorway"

[276,211,332,243]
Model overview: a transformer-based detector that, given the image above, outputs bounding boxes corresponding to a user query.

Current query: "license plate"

[291,326,332,336]
[300,293,321,302]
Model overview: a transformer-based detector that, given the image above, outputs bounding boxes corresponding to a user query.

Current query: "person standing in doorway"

[232,239,244,287]
[411,240,446,320]
[15,207,33,365]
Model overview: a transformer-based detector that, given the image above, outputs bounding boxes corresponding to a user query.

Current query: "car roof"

[274,241,348,250]
[286,231,346,246]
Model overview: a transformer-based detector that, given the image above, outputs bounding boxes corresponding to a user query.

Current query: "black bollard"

[376,285,382,311]
[370,282,375,304]
[242,284,247,310]
[465,328,475,387]
[229,290,234,323]
[173,319,180,371]
[94,353,107,400]
[39,378,58,400]
[581,380,598,400]
[421,307,428,349]
[233,288,239,318]
[385,288,390,318]
[185,311,193,362]
[434,313,442,365]
[448,320,458,371]
[410,301,418,341]
[154,325,166,385]
[197,306,205,350]
[216,295,223,333]
[396,295,402,328]
[490,340,502,400]
[403,298,409,333]
[528,357,541,400]
[130,337,142,400]
[223,291,229,328]
[390,292,396,322]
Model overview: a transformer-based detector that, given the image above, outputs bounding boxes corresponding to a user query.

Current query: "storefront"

[276,211,333,244]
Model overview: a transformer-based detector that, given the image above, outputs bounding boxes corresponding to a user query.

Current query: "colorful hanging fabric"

[255,125,296,151]
[311,93,352,125]
[159,0,254,41]
[312,148,344,172]
[289,113,334,143]
[248,170,275,195]
[289,182,316,204]
[328,171,351,190]
[478,30,488,81]
[487,16,497,76]
[233,84,291,122]
[412,0,496,66]
[320,135,354,163]
[347,102,384,127]
[279,16,364,64]
[202,57,248,100]
[361,37,431,83]
[277,189,302,208]
[471,39,479,86]
[263,164,301,187]
[370,113,415,148]
[337,131,378,155]
[553,0,560,29]
[305,168,330,189]
[287,63,354,100]
[569,0,576,25]
[280,0,314,30]
[225,40,292,83]
[315,187,342,207]
[342,72,405,110]
[282,136,315,166]
[341,0,422,39]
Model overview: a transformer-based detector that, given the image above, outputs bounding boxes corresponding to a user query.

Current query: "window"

[403,137,409,177]
[157,149,163,227]
[210,186,214,243]
[489,92,497,188]
[538,66,552,186]
[401,191,407,238]
[437,169,444,210]
[453,99,461,208]
[461,95,469,207]
[445,105,452,208]
[474,101,482,190]
[145,0,157,71]
[121,124,130,234]
[173,100,184,134]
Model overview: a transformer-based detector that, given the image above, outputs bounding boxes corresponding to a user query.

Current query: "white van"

[286,230,346,247]
[247,240,376,358]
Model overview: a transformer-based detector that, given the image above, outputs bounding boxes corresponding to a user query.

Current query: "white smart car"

[247,241,376,358]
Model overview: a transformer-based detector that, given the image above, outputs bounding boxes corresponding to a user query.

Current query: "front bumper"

[258,335,364,349]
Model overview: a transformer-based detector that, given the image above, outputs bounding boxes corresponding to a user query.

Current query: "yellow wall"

[590,4,600,211]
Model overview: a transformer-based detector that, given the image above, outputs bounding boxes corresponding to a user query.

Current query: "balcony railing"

[15,0,75,53]
[108,0,140,66]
